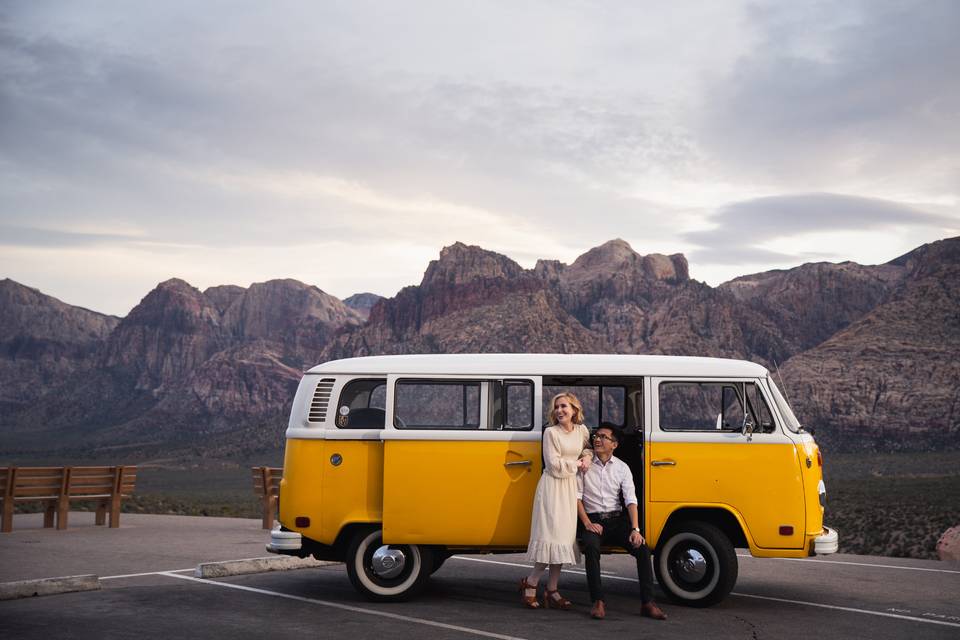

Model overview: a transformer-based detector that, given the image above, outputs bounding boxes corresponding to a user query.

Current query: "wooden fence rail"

[252,466,282,529]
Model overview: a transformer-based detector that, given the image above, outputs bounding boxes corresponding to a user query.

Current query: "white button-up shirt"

[576,454,638,513]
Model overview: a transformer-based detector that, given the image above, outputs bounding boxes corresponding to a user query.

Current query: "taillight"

[816,449,822,467]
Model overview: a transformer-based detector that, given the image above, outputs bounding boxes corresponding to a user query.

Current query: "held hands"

[576,456,590,472]
[629,530,645,547]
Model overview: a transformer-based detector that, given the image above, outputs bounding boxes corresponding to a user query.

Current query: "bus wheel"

[654,521,737,607]
[345,528,432,601]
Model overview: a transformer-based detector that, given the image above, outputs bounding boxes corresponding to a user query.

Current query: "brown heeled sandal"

[543,588,572,610]
[519,578,541,609]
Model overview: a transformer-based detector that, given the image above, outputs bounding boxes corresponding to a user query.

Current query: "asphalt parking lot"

[1,513,958,639]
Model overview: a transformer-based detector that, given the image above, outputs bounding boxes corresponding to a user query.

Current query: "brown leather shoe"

[543,588,572,610]
[590,600,606,620]
[518,578,541,609]
[640,601,667,620]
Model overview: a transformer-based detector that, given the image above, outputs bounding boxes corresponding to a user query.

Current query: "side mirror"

[715,413,723,430]
[741,414,755,442]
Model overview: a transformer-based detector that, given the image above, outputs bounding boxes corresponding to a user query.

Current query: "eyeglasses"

[592,434,615,443]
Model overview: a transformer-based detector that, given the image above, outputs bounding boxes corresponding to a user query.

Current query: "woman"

[520,392,592,609]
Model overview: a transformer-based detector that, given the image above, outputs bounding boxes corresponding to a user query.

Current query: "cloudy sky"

[1,1,958,316]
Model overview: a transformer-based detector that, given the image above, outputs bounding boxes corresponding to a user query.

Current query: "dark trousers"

[580,513,654,603]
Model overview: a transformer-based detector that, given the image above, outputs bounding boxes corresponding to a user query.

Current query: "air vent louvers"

[308,378,336,423]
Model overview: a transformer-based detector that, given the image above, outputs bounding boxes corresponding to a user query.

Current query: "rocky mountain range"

[2,236,958,459]
[1,277,361,457]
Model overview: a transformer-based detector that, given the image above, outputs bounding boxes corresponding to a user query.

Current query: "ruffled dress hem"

[524,540,582,565]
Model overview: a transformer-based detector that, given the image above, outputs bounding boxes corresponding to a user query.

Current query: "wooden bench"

[1,466,136,533]
[0,467,64,532]
[252,466,282,529]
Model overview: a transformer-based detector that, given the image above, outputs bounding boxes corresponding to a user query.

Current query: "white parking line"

[736,554,960,575]
[452,556,960,628]
[159,572,526,640]
[731,592,960,629]
[101,569,194,580]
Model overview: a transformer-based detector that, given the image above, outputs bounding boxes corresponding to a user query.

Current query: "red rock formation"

[721,260,905,353]
[187,341,302,419]
[325,239,784,365]
[218,279,361,368]
[101,278,226,391]
[0,279,119,416]
[780,237,960,450]
[203,284,246,316]
[2,277,362,455]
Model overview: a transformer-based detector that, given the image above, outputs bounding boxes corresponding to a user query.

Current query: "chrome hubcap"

[371,545,407,579]
[675,548,708,583]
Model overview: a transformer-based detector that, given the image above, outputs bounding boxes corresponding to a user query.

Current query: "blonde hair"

[549,392,584,426]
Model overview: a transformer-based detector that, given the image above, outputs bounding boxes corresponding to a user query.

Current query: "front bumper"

[266,528,303,554]
[814,526,839,555]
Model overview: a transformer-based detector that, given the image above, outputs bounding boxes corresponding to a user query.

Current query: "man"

[577,425,667,621]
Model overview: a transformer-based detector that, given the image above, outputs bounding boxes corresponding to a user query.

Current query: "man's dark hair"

[596,423,621,443]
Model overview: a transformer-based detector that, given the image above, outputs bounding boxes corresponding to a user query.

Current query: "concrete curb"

[195,556,337,578]
[0,574,101,601]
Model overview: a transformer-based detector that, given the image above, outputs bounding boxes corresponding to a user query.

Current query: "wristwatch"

[631,527,641,533]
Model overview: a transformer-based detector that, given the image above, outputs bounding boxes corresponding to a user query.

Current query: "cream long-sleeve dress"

[525,423,592,564]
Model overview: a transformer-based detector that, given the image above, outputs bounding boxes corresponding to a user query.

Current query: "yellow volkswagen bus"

[267,354,837,606]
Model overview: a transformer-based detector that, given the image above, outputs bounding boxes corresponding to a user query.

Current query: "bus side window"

[660,382,746,431]
[336,378,386,429]
[394,380,481,429]
[659,382,774,434]
[721,385,746,430]
[543,385,599,426]
[542,384,626,428]
[503,380,534,430]
[746,383,776,433]
[601,386,626,427]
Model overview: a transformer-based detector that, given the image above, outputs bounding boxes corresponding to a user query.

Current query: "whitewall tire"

[345,528,432,601]
[654,521,737,607]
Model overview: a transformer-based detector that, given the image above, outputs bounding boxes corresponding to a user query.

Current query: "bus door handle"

[504,460,532,468]
[651,460,676,467]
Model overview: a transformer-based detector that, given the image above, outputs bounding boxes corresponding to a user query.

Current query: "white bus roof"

[306,354,768,378]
